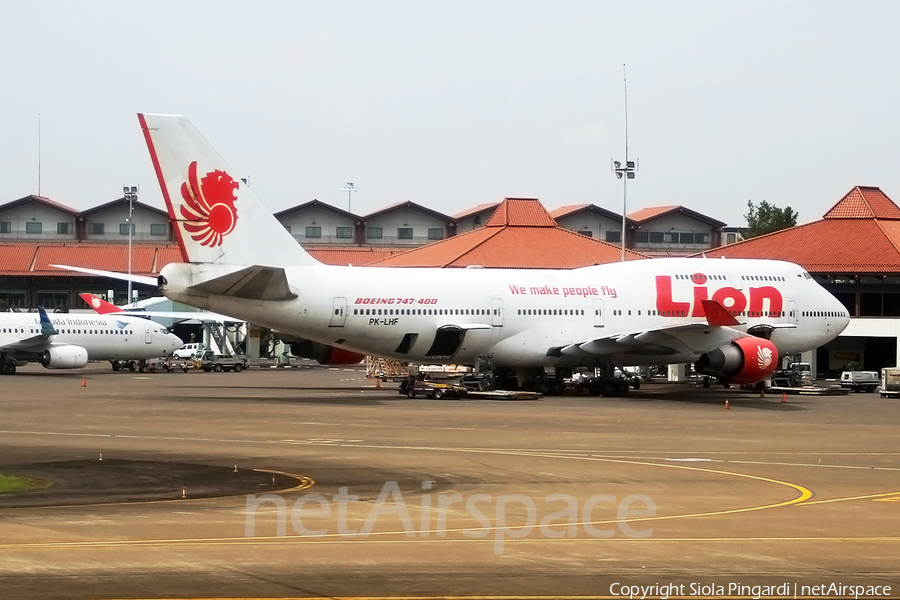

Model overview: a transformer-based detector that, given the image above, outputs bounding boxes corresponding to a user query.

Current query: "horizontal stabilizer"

[189,265,297,301]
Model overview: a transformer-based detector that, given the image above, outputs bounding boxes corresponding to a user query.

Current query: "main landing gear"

[495,363,640,397]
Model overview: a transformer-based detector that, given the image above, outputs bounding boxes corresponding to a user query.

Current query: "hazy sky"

[2,1,898,227]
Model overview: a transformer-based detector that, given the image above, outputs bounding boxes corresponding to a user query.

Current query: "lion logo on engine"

[757,345,774,370]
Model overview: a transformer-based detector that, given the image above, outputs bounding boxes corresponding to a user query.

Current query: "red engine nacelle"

[290,340,365,365]
[40,346,89,369]
[695,337,779,384]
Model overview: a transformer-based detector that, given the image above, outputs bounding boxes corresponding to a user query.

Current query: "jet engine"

[40,346,89,369]
[694,337,779,384]
[290,340,365,365]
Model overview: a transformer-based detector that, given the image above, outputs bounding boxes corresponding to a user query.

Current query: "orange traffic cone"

[724,400,730,410]
[781,393,787,403]
[81,377,87,387]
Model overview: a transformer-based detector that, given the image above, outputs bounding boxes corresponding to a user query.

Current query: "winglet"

[700,299,740,327]
[79,293,123,314]
[37,306,58,337]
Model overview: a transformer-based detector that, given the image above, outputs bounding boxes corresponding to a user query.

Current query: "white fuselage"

[161,257,849,368]
[0,313,182,362]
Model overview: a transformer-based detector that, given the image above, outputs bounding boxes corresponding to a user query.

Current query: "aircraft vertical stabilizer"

[138,113,319,268]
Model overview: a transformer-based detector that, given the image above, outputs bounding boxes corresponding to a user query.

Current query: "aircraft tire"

[1,363,15,375]
[601,380,616,397]
[111,361,120,372]
[614,379,629,396]
[128,361,137,372]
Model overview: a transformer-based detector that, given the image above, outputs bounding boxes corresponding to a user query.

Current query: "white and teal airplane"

[0,306,182,375]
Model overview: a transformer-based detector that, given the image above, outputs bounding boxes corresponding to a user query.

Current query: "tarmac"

[1,361,899,599]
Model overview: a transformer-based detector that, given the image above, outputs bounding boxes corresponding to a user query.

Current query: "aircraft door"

[787,300,798,325]
[329,297,348,327]
[491,297,503,327]
[592,298,605,327]
[145,323,152,344]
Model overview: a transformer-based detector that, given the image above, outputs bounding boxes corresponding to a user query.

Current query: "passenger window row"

[517,309,586,316]
[353,308,499,317]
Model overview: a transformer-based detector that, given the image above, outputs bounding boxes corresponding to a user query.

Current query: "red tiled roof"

[823,186,900,220]
[0,195,80,216]
[453,202,501,220]
[0,242,182,276]
[548,204,592,219]
[628,205,680,222]
[305,246,409,266]
[629,205,726,227]
[698,187,900,274]
[484,198,557,227]
[369,198,646,269]
[362,201,453,223]
[0,245,38,275]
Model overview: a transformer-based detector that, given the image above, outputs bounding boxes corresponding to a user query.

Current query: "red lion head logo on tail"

[179,161,239,247]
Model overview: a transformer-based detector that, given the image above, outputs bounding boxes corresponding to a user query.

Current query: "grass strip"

[0,474,53,493]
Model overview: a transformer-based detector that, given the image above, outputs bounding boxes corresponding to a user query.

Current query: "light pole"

[123,185,138,303]
[612,159,635,261]
[612,64,637,262]
[341,182,358,213]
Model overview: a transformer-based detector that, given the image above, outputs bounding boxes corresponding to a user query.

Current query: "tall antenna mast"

[612,64,637,262]
[37,113,41,196]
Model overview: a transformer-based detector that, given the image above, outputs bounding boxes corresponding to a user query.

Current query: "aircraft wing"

[555,299,797,359]
[447,323,493,331]
[556,322,742,359]
[0,336,51,353]
[0,307,57,353]
[105,310,241,323]
[51,264,159,286]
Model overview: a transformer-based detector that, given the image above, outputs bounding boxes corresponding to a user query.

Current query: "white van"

[173,342,204,360]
